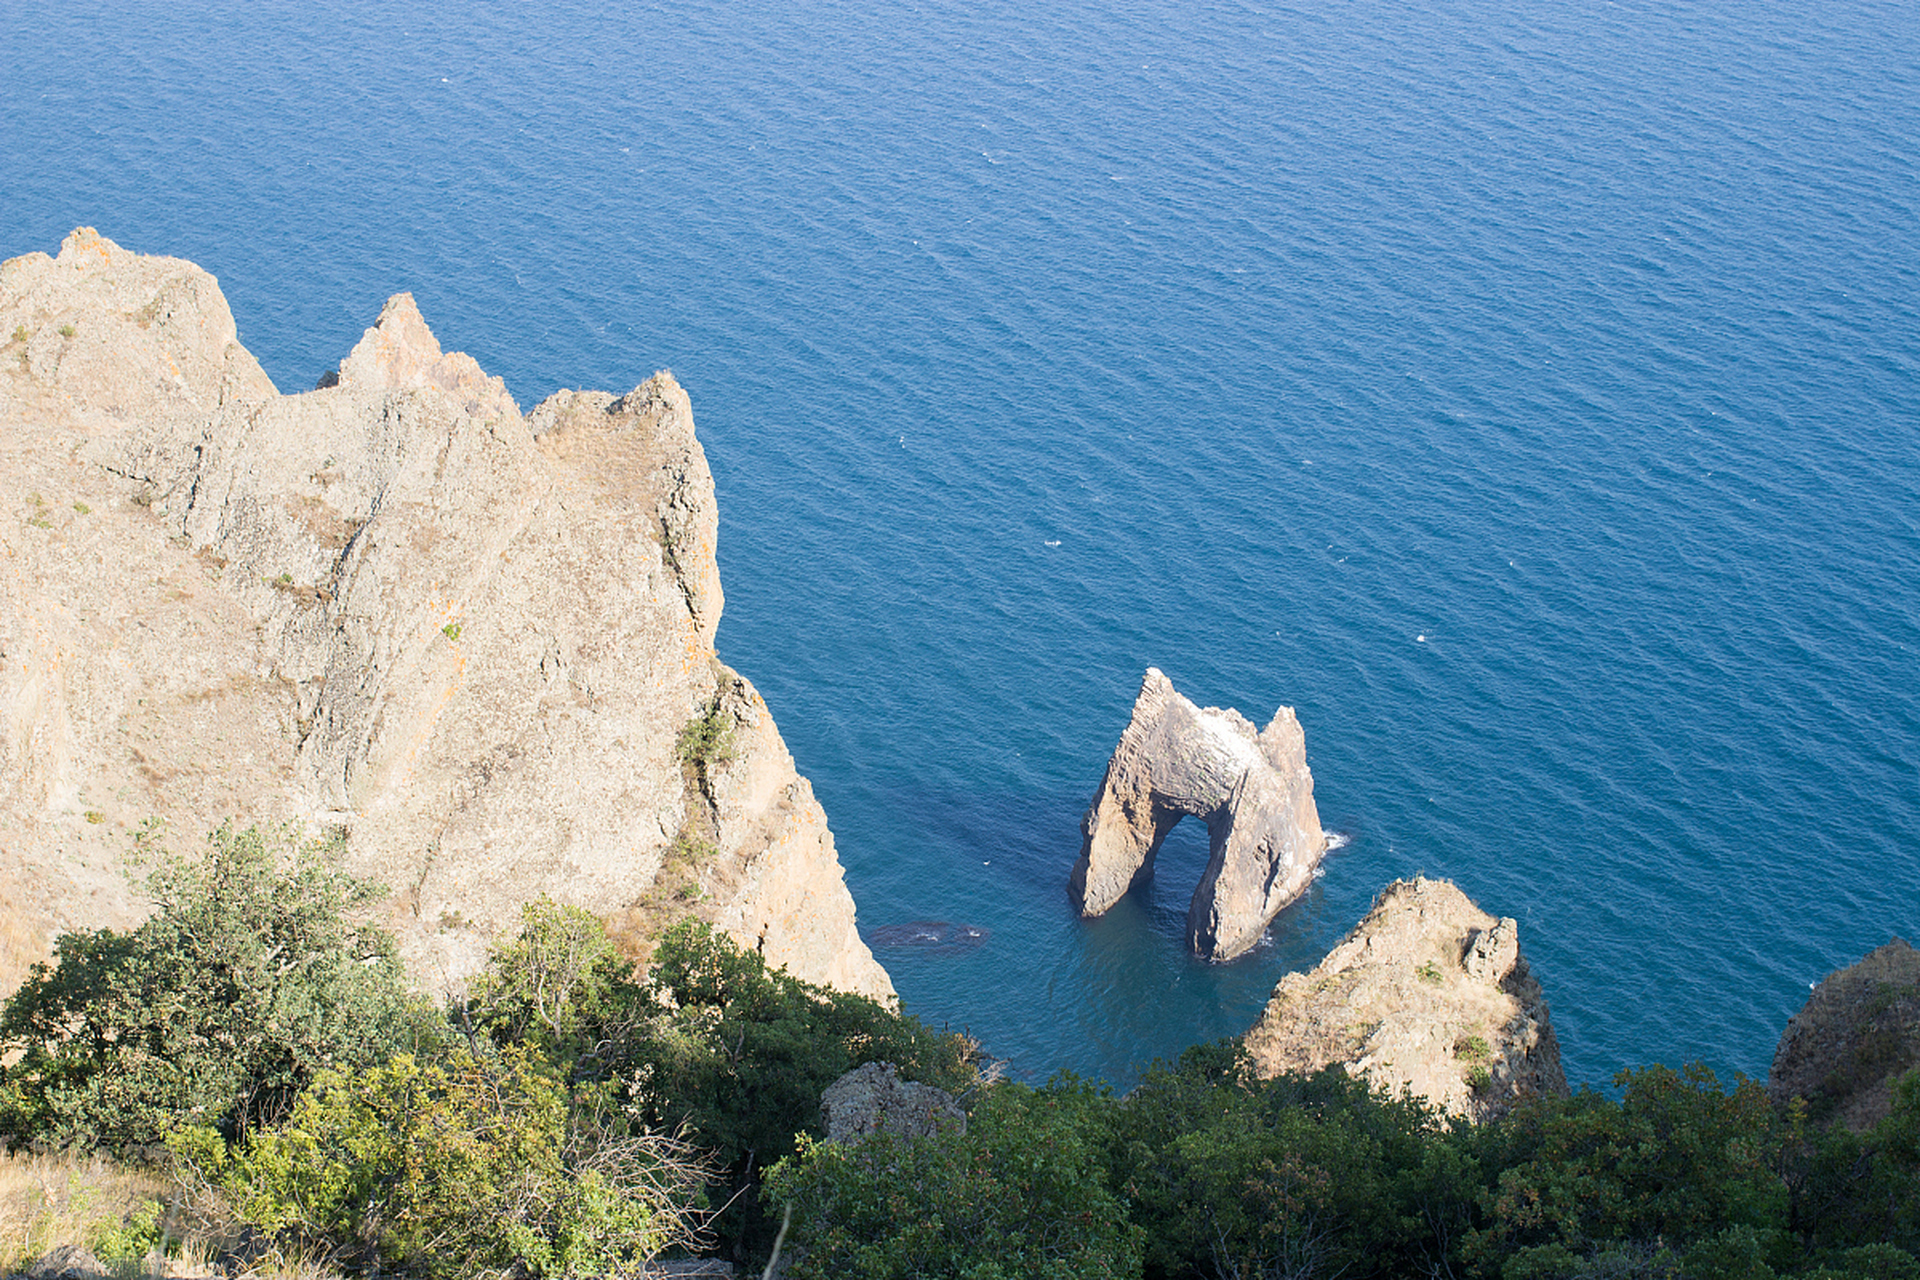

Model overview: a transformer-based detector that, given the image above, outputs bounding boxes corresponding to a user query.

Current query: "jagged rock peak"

[322,291,518,422]
[1069,667,1326,960]
[1770,938,1919,1131]
[1243,877,1567,1122]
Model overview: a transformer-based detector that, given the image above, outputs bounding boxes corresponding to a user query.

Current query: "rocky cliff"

[1242,877,1566,1121]
[1770,938,1919,1131]
[0,229,891,1001]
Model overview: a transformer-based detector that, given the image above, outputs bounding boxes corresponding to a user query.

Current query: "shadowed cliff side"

[0,229,891,1001]
[1770,938,1919,1131]
[1243,876,1567,1122]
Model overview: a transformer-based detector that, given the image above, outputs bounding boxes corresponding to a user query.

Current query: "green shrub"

[1469,1064,1789,1278]
[763,1077,1141,1280]
[675,701,736,772]
[1115,1042,1479,1280]
[1784,1070,1920,1261]
[463,896,646,1067]
[610,920,978,1256]
[0,822,442,1151]
[193,1045,711,1278]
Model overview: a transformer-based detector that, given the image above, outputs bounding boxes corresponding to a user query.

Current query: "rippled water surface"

[8,0,1917,1087]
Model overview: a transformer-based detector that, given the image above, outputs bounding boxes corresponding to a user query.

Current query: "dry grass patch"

[0,1150,164,1274]
[0,881,49,1006]
[0,1152,343,1279]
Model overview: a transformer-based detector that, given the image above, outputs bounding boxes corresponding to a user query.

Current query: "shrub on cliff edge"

[0,822,440,1152]
[610,920,979,1258]
[762,1076,1141,1280]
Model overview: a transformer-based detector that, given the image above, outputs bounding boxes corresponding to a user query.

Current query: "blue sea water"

[6,0,1917,1089]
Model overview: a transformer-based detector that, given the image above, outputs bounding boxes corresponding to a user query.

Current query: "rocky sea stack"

[1069,667,1326,960]
[1242,876,1567,1121]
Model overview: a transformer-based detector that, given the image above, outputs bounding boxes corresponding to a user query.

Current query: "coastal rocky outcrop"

[0,229,891,1001]
[1069,668,1327,960]
[1242,877,1567,1121]
[1770,938,1919,1131]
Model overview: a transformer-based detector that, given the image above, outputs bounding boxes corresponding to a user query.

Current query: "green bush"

[462,896,646,1067]
[610,920,978,1256]
[1783,1070,1920,1262]
[190,1045,711,1278]
[1469,1064,1790,1279]
[0,822,441,1151]
[675,700,736,772]
[762,1076,1141,1280]
[1116,1041,1479,1280]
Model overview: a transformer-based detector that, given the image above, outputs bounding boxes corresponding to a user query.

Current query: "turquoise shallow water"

[7,0,1917,1088]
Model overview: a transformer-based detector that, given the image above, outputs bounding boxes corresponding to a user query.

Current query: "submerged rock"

[1069,668,1326,960]
[1242,877,1567,1122]
[865,920,991,954]
[1770,938,1920,1131]
[0,229,890,1001]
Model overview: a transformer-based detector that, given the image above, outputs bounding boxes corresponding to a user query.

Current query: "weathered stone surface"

[1242,877,1567,1122]
[0,229,890,1002]
[1069,668,1326,960]
[1770,938,1920,1131]
[20,1244,108,1280]
[820,1062,966,1143]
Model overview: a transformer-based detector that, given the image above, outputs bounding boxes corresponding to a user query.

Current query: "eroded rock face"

[1242,877,1567,1122]
[1069,668,1326,960]
[0,229,891,1001]
[1770,938,1920,1131]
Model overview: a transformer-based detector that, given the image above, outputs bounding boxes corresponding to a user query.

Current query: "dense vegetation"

[2,825,1917,1279]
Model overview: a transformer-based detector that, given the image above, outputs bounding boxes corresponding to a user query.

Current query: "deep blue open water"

[7,0,1916,1089]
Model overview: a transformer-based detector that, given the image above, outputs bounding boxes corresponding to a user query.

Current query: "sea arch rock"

[1069,668,1327,960]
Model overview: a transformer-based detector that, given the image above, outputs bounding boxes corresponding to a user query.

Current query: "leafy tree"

[461,895,646,1068]
[1783,1070,1920,1266]
[1116,1041,1479,1280]
[1468,1064,1791,1280]
[186,1044,713,1278]
[609,920,979,1257]
[762,1075,1142,1280]
[0,823,440,1151]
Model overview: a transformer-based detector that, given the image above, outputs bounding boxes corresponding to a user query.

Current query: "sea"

[6,0,1916,1091]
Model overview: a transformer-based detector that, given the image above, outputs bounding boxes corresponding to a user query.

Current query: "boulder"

[820,1062,965,1143]
[20,1245,107,1280]
[1242,877,1567,1121]
[1069,668,1326,960]
[1770,938,1920,1131]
